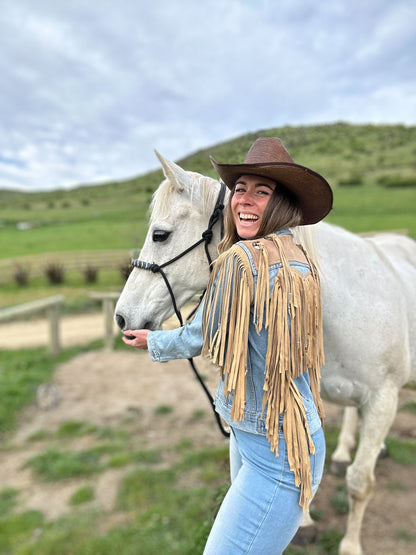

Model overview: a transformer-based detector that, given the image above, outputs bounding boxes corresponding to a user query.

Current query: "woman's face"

[231,174,276,239]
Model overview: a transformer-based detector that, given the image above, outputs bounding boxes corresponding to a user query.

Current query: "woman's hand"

[122,329,150,349]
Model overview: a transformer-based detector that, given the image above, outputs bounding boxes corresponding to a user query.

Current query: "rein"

[131,183,230,438]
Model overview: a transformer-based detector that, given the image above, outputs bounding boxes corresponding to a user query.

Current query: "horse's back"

[316,222,416,398]
[318,222,416,301]
[365,232,416,274]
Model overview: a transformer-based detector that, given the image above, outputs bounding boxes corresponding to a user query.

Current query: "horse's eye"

[152,230,171,242]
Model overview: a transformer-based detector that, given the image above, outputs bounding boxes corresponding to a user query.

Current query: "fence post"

[47,302,61,356]
[103,297,115,350]
[89,292,120,350]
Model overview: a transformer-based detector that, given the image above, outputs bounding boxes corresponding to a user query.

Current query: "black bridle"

[131,183,230,438]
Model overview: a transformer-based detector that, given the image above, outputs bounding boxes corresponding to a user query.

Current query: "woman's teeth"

[240,213,258,221]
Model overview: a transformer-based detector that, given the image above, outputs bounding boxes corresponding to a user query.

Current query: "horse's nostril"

[115,314,126,330]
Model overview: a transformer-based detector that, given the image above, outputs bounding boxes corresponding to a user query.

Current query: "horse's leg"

[292,511,318,545]
[339,384,399,555]
[293,407,359,546]
[331,406,359,475]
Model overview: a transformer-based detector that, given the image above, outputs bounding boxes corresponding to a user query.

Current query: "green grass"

[396,528,416,543]
[325,183,416,237]
[330,483,349,515]
[385,437,416,465]
[400,400,416,415]
[0,219,143,259]
[0,510,45,554]
[69,486,95,506]
[0,488,19,517]
[25,448,102,481]
[154,404,174,415]
[54,421,97,438]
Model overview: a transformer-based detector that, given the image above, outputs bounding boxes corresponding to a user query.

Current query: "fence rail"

[0,249,130,284]
[0,295,64,355]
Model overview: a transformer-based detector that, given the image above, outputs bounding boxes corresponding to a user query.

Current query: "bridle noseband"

[130,182,230,437]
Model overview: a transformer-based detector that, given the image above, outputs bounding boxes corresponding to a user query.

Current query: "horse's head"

[115,151,226,331]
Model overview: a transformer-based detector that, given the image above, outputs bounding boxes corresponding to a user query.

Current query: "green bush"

[44,261,65,284]
[83,265,98,283]
[339,173,363,186]
[13,263,30,286]
[377,175,416,188]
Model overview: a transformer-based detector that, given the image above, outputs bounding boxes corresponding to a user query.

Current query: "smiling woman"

[121,138,334,554]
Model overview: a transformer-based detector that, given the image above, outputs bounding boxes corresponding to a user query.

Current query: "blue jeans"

[203,427,325,554]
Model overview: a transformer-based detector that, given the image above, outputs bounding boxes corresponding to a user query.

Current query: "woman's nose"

[240,191,253,203]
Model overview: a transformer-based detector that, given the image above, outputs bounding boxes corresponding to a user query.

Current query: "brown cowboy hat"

[210,137,333,225]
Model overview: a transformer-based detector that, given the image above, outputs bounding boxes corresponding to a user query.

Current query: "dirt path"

[1,315,415,553]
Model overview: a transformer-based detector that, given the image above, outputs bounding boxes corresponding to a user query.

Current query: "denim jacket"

[147,230,322,437]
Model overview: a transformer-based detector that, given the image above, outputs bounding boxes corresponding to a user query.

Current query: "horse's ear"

[154,150,193,193]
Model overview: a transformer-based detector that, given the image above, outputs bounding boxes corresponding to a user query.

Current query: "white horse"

[115,152,416,555]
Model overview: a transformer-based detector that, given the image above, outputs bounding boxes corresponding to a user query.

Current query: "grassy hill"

[1,122,415,307]
[1,122,415,255]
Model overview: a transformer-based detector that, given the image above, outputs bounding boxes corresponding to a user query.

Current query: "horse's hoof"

[377,443,388,459]
[291,525,318,546]
[330,459,349,476]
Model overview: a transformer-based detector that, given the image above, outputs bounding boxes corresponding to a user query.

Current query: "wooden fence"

[0,292,122,354]
[0,249,130,285]
[0,295,64,356]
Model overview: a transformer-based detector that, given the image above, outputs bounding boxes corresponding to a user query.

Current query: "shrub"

[377,175,416,188]
[13,264,30,286]
[83,265,98,283]
[44,262,65,284]
[120,261,133,281]
[339,173,363,186]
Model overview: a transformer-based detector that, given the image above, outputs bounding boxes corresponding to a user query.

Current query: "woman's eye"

[152,230,171,242]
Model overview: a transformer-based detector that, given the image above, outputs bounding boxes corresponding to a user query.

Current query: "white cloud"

[0,0,415,191]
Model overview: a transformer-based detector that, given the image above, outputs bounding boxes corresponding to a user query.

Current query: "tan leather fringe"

[202,235,325,510]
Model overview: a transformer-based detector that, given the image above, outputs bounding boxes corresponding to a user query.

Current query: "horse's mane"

[150,172,221,223]
[292,225,321,272]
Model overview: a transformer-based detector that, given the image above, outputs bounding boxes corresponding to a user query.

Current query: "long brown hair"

[218,181,303,254]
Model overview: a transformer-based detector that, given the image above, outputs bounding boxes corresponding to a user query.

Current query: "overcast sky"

[1,0,415,191]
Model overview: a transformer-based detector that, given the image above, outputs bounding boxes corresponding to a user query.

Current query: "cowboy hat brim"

[209,157,333,226]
